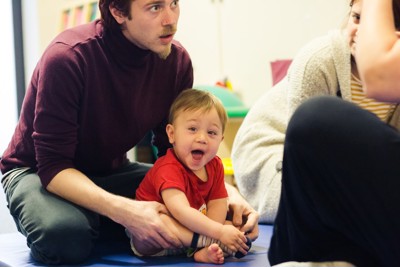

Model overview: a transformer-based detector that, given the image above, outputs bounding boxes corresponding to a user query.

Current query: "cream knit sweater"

[232,29,400,223]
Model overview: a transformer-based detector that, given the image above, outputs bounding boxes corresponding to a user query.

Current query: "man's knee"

[29,220,96,264]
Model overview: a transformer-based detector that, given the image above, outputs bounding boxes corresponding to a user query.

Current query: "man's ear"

[109,5,126,24]
[166,124,175,144]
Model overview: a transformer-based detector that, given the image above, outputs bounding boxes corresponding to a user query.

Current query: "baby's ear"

[166,124,175,144]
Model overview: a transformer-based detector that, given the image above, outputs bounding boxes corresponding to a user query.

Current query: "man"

[0,0,258,264]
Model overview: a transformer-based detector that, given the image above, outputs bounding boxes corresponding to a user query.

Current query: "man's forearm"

[46,168,118,218]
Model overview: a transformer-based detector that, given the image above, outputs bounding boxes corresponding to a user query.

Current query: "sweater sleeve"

[33,43,83,187]
[232,41,336,222]
[232,82,288,223]
[287,31,342,116]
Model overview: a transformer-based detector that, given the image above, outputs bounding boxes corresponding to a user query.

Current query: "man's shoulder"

[52,20,103,48]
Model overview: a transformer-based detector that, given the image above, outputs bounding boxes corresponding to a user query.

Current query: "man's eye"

[150,5,160,12]
[171,0,179,8]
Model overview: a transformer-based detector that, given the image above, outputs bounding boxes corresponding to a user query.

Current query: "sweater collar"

[103,24,152,67]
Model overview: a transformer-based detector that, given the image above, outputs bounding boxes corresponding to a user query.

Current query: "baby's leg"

[156,214,249,258]
[129,213,249,258]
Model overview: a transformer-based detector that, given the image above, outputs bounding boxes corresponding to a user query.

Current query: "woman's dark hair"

[393,0,400,30]
[98,0,133,30]
[350,0,400,30]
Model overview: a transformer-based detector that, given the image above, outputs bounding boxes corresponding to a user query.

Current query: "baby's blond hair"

[169,89,228,133]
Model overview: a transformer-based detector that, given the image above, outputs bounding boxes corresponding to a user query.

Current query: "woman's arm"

[357,0,400,101]
[231,83,287,224]
[287,31,349,114]
[225,183,259,241]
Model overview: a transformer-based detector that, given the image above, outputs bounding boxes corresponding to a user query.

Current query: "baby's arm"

[161,188,247,252]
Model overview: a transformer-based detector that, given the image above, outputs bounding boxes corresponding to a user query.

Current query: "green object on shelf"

[194,85,249,118]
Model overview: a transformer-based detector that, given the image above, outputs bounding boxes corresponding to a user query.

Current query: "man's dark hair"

[99,0,133,30]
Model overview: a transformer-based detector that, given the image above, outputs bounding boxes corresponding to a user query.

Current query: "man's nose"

[161,8,178,26]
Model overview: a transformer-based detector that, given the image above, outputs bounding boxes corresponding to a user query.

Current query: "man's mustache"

[161,26,177,37]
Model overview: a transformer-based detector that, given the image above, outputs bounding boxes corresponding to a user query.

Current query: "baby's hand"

[219,225,249,255]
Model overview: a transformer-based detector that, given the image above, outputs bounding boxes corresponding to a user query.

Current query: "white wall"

[176,0,349,106]
[0,0,18,234]
[25,1,349,107]
[1,1,18,153]
[22,0,41,87]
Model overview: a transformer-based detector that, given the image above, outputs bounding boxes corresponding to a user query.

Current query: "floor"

[0,189,17,234]
[0,224,273,267]
[0,185,273,266]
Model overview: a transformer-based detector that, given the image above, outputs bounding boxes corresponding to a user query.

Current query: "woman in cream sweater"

[232,0,400,224]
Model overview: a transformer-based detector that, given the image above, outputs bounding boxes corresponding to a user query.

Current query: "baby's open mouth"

[191,150,204,160]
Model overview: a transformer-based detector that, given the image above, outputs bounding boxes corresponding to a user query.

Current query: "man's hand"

[117,198,183,249]
[226,183,259,241]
